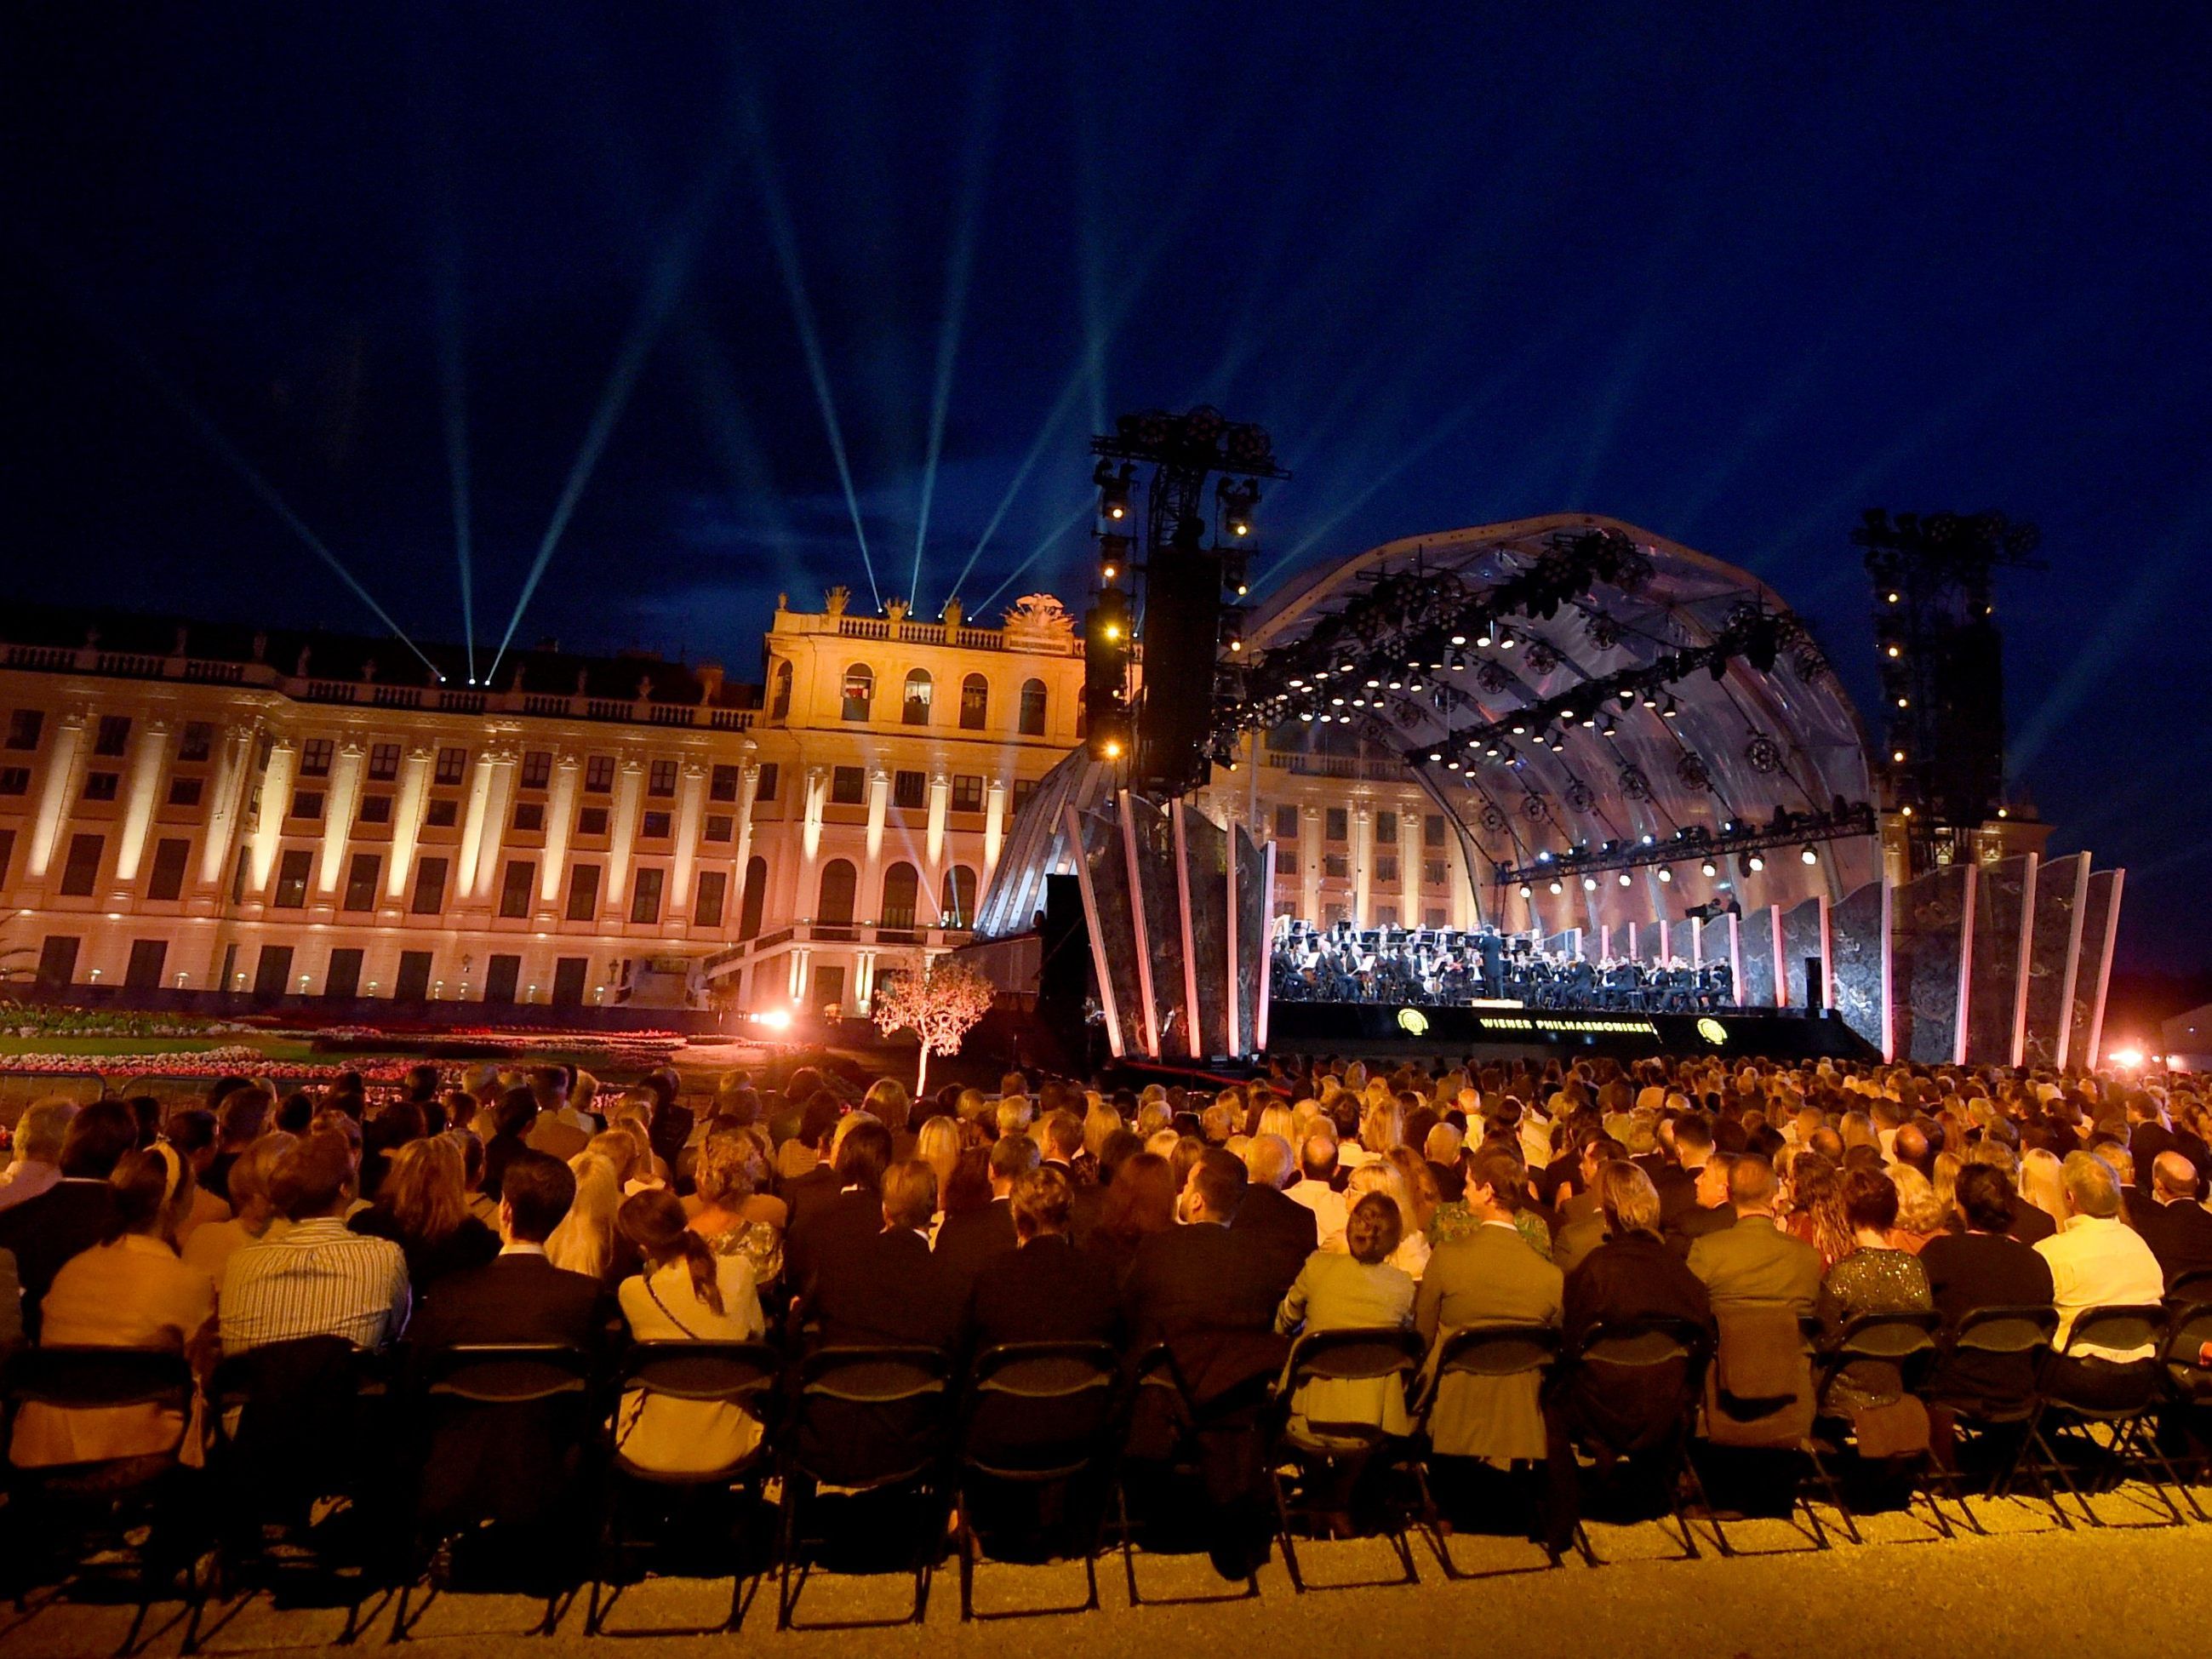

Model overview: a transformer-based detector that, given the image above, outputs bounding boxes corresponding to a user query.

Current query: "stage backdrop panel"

[1073,806,1147,1059]
[1666,918,1700,968]
[1125,795,1192,1057]
[1965,854,2035,1067]
[1780,895,1828,1010]
[1545,930,1584,962]
[1234,830,1269,1054]
[1829,879,1890,1056]
[2070,870,2124,1070]
[1739,905,1780,1010]
[1892,863,1974,1065]
[2023,852,2089,1069]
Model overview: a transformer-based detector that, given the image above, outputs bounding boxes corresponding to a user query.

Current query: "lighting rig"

[1491,800,1878,896]
[1083,408,1288,794]
[1853,508,2041,875]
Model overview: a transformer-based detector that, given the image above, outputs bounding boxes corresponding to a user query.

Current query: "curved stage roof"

[1242,513,1880,931]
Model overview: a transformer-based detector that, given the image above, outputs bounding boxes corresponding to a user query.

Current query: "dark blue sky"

[3,5,2208,966]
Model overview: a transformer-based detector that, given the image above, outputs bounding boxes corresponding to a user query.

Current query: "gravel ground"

[6,1484,2209,1659]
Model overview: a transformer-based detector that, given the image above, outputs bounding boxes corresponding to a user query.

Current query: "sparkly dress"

[1817,1247,1932,1414]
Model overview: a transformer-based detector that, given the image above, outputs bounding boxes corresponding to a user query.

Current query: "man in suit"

[0,1098,134,1336]
[1041,1109,1104,1240]
[1685,1153,1820,1315]
[2133,1151,2212,1289]
[782,1117,894,1297]
[1666,1148,1738,1258]
[1919,1164,2055,1411]
[934,1132,1038,1296]
[776,1093,848,1233]
[1655,1115,1711,1232]
[1417,1148,1563,1462]
[968,1164,1119,1349]
[2129,1096,2192,1196]
[1232,1136,1318,1300]
[809,1159,963,1349]
[407,1151,609,1533]
[522,1065,591,1163]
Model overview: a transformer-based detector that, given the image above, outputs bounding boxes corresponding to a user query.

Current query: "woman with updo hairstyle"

[12,1146,217,1467]
[614,1189,766,1474]
[1274,1191,1416,1437]
[1340,1160,1433,1280]
[1085,1150,1176,1280]
[687,1129,786,1287]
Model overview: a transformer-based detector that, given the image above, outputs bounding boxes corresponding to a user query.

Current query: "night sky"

[3,7,2209,970]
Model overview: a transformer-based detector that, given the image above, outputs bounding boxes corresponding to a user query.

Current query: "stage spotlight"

[1475,628,1495,647]
[1617,872,1632,887]
[1449,633,1466,646]
[1496,628,1515,649]
[1518,883,1532,898]
[1661,696,1679,719]
[1885,644,1902,658]
[1801,844,1819,865]
[1217,477,1260,537]
[1657,865,1673,883]
[1700,859,1718,877]
[1537,850,1552,862]
[1746,852,1765,872]
[1892,749,1906,763]
[1582,875,1598,891]
[1549,879,1564,895]
[1641,688,1659,708]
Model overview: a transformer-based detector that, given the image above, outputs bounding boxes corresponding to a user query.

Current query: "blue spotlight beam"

[485,111,744,684]
[432,248,475,682]
[910,47,1002,613]
[972,500,1096,616]
[746,100,882,614]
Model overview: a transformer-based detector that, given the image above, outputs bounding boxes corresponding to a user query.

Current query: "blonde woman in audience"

[1888,1164,1948,1253]
[1083,1101,1122,1162]
[1255,1103,1297,1145]
[614,1190,766,1474]
[186,1133,296,1291]
[686,1131,785,1288]
[1335,1160,1432,1280]
[2019,1148,2068,1229]
[546,1154,624,1282]
[1383,1144,1443,1236]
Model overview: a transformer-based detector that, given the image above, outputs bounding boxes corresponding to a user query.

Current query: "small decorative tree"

[871,957,995,1097]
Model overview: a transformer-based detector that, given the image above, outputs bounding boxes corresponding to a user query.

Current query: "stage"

[1260,1000,1878,1061]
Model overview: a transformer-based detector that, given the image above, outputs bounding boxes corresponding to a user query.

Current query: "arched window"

[901,668,932,725]
[738,855,768,940]
[840,663,873,722]
[1018,678,1047,735]
[817,858,857,926]
[941,864,978,929]
[881,861,920,930]
[769,659,792,722]
[959,672,989,730]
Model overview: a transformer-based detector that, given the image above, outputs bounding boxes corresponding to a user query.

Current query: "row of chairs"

[7,1298,2212,1648]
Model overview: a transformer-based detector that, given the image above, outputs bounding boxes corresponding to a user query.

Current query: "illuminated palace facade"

[0,587,1472,1016]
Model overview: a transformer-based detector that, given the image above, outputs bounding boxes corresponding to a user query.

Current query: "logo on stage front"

[1397,1007,1430,1036]
[1697,1016,1729,1046]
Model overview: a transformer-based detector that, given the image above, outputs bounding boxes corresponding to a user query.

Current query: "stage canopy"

[1237,513,1881,931]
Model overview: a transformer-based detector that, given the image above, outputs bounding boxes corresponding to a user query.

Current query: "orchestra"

[1268,918,1735,1012]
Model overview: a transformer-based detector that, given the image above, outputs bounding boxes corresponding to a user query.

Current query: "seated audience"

[0,1098,139,1333]
[1284,1130,1350,1242]
[687,1129,786,1288]
[347,1134,500,1294]
[935,1131,1039,1294]
[220,1132,410,1353]
[10,1145,216,1468]
[967,1164,1120,1348]
[2131,1150,2212,1288]
[1816,1167,1935,1413]
[1275,1192,1416,1437]
[186,1132,297,1290]
[0,1096,73,1215]
[785,1117,895,1296]
[2035,1150,2165,1369]
[805,1159,963,1349]
[1688,1154,1822,1315]
[1085,1150,1177,1282]
[1919,1164,2055,1410]
[614,1188,767,1473]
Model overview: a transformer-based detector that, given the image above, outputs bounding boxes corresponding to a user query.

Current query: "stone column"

[1351,802,1373,928]
[25,707,90,883]
[247,737,299,895]
[109,716,172,890]
[1300,804,1321,923]
[314,740,367,899]
[196,721,260,892]
[384,745,436,901]
[730,760,761,882]
[668,760,707,911]
[461,747,517,902]
[983,776,1008,878]
[925,766,950,867]
[864,765,890,867]
[536,752,581,913]
[1398,809,1420,925]
[603,755,645,914]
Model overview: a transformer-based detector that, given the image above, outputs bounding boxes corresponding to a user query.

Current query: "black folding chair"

[1923,1304,2057,1529]
[0,1346,200,1656]
[2020,1305,2190,1529]
[2169,1269,2212,1308]
[1110,1342,1266,1605]
[955,1341,1123,1620]
[586,1340,781,1636]
[392,1343,597,1641]
[1808,1310,1946,1543]
[1267,1325,1428,1593]
[775,1345,952,1631]
[1410,1323,1559,1575]
[1557,1317,1717,1563]
[198,1336,392,1650]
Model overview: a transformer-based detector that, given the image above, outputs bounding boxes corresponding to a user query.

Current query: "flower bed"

[0,1003,249,1040]
[0,1045,421,1084]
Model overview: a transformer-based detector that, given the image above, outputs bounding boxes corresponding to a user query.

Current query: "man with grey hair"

[1231,1132,1317,1288]
[1284,1129,1348,1242]
[2034,1149,2164,1362]
[2131,1150,2212,1289]
[0,1097,76,1215]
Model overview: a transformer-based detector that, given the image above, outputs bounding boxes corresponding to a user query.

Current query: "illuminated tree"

[871,957,995,1096]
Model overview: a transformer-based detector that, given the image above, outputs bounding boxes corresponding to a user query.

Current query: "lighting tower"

[1085,408,1288,795]
[1852,508,2042,873]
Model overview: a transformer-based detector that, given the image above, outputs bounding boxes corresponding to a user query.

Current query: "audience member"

[0,1098,138,1332]
[1687,1154,1821,1315]
[347,1133,499,1293]
[220,1132,409,1353]
[1275,1192,1416,1438]
[613,1188,766,1473]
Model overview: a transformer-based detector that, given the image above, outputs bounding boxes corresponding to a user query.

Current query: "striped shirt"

[219,1216,411,1354]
